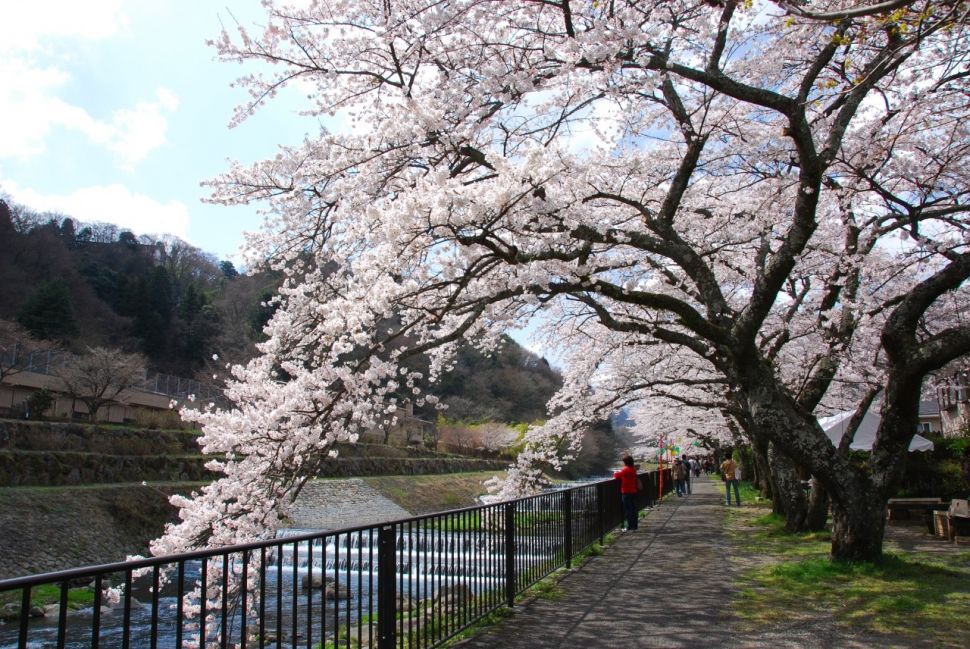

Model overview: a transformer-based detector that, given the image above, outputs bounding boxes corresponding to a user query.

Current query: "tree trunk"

[748,433,773,500]
[806,482,829,531]
[766,442,829,532]
[767,442,811,531]
[739,355,883,559]
[830,491,885,561]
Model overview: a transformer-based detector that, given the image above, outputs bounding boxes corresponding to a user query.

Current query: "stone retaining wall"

[0,421,202,454]
[0,452,506,487]
[0,485,180,580]
[0,451,212,486]
[0,421,508,486]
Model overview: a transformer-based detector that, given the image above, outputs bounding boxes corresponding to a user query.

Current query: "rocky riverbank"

[0,483,182,579]
[0,472,503,580]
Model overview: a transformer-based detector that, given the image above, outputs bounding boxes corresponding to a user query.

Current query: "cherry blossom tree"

[160,0,970,562]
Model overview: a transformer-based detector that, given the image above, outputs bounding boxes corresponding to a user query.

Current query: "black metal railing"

[0,470,671,649]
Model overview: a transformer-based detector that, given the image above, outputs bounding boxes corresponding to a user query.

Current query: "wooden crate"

[951,515,970,537]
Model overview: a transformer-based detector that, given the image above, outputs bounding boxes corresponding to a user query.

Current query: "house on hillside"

[1,349,433,441]
[918,400,942,435]
[0,349,215,427]
[937,372,970,438]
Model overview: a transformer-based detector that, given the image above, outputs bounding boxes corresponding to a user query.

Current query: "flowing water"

[0,526,558,648]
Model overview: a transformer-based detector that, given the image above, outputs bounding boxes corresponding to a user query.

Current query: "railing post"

[563,489,573,569]
[19,586,30,648]
[596,481,606,545]
[377,524,397,649]
[504,501,516,608]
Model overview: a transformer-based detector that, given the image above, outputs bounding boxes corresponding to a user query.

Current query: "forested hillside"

[0,197,587,436]
[0,198,275,377]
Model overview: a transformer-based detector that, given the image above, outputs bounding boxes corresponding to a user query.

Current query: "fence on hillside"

[0,349,223,404]
[0,469,671,649]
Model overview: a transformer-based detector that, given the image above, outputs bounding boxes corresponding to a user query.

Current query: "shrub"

[24,389,54,419]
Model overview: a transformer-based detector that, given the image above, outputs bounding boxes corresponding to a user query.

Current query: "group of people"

[670,456,699,496]
[612,452,743,531]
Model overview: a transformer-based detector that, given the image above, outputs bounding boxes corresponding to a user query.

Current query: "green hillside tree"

[16,281,79,341]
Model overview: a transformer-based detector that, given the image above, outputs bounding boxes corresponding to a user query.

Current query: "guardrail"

[0,470,671,649]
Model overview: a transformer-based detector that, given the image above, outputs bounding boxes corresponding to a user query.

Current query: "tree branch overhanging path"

[159,1,970,563]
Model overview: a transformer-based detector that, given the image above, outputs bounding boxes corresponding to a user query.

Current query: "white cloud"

[563,97,626,155]
[1,179,191,239]
[0,1,177,168]
[105,89,181,169]
[0,0,129,52]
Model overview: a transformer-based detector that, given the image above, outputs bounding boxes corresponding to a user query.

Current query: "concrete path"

[455,476,932,649]
[456,475,736,649]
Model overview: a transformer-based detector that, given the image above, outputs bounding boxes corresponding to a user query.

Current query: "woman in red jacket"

[613,454,639,531]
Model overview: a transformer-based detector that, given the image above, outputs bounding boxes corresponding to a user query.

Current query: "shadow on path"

[456,476,735,649]
[456,476,946,649]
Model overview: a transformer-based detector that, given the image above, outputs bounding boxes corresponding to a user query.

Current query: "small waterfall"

[269,527,555,590]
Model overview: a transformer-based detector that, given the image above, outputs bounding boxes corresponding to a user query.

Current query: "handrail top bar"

[0,472,655,590]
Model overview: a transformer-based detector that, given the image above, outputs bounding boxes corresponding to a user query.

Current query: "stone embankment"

[0,476,489,579]
[0,484,180,579]
[285,479,414,531]
[0,420,507,579]
[0,421,508,486]
[0,421,208,486]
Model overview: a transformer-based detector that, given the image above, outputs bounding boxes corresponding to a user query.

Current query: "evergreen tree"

[220,261,239,279]
[16,281,79,341]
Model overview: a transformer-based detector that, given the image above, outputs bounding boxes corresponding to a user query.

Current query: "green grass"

[421,507,562,532]
[731,510,832,559]
[423,511,484,531]
[737,481,761,504]
[438,606,514,647]
[0,583,95,611]
[730,503,970,647]
[524,577,566,600]
[577,541,605,558]
[362,472,504,516]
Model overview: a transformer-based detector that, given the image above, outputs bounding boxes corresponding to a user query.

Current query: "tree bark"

[767,442,809,531]
[748,432,773,500]
[766,441,830,532]
[830,490,886,561]
[737,353,881,559]
[806,481,830,531]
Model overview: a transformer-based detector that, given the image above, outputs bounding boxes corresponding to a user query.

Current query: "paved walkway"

[456,475,734,649]
[455,475,932,649]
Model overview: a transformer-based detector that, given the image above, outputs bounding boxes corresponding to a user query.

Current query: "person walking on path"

[720,455,741,506]
[672,458,688,497]
[682,455,693,494]
[613,454,639,531]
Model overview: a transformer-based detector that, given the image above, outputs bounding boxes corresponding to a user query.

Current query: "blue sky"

[0,0,321,263]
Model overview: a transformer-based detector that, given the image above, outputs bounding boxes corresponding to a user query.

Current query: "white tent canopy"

[818,410,934,453]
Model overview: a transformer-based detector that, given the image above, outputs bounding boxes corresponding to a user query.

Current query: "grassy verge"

[0,583,95,611]
[362,472,504,515]
[728,501,970,648]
